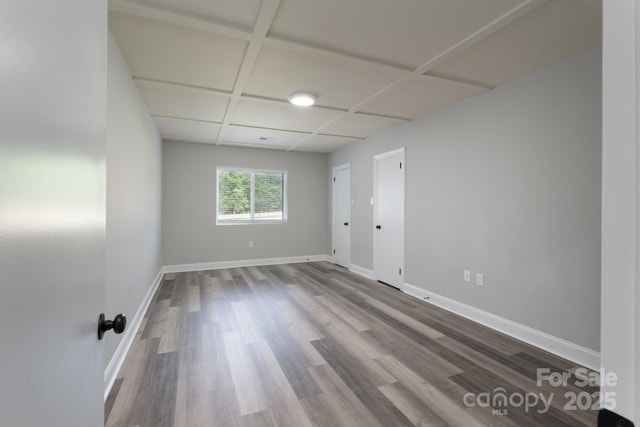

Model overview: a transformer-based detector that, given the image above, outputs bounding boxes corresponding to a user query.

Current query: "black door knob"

[376,225,382,229]
[98,313,127,340]
[344,222,349,226]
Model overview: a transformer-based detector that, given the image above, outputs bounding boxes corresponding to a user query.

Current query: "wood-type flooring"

[105,261,599,427]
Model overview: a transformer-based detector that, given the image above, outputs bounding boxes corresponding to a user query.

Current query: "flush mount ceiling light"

[288,92,316,107]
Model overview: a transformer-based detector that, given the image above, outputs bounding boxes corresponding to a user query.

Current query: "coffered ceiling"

[109,0,601,153]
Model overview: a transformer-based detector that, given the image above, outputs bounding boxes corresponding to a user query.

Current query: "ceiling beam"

[133,77,233,97]
[262,35,414,74]
[216,0,282,145]
[421,72,494,91]
[151,114,222,125]
[108,0,251,41]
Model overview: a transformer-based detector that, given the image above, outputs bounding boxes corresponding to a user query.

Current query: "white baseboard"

[349,264,376,280]
[403,282,600,371]
[163,254,329,274]
[103,268,164,401]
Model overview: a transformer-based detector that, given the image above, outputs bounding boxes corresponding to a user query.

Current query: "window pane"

[254,172,284,220]
[218,170,251,221]
[216,168,287,224]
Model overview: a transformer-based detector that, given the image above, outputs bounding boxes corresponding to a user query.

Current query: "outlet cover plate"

[464,270,471,282]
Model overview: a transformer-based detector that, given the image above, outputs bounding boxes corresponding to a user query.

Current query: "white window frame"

[216,167,288,225]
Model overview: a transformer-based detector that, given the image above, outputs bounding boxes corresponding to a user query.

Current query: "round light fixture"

[288,92,316,107]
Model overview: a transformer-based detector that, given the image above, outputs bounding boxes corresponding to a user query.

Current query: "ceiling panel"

[319,113,408,139]
[295,135,362,153]
[360,76,488,119]
[221,125,307,147]
[136,80,229,122]
[154,117,221,142]
[232,99,344,133]
[431,0,602,87]
[122,0,262,30]
[109,11,247,91]
[243,46,405,110]
[269,0,527,69]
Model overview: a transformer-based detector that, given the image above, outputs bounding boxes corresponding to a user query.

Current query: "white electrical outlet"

[249,241,254,248]
[464,270,471,282]
[476,273,484,287]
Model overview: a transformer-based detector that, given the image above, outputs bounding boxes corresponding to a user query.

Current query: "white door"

[332,164,351,268]
[374,148,405,288]
[0,1,107,426]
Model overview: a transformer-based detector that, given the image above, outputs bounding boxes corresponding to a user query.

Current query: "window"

[216,167,287,224]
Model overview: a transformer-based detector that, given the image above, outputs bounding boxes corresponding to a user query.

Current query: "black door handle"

[98,313,127,340]
[376,225,382,229]
[344,222,349,226]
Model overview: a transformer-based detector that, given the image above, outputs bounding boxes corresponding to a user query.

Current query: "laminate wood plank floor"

[105,262,598,427]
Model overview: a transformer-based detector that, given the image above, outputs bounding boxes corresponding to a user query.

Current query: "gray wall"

[330,48,601,351]
[105,33,163,362]
[162,142,329,265]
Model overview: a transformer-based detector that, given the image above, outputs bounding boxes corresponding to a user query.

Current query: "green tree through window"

[217,168,287,223]
[218,170,250,216]
[255,172,283,214]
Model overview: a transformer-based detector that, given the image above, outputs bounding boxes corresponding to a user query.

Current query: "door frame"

[332,163,351,268]
[373,147,405,289]
[600,1,640,422]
